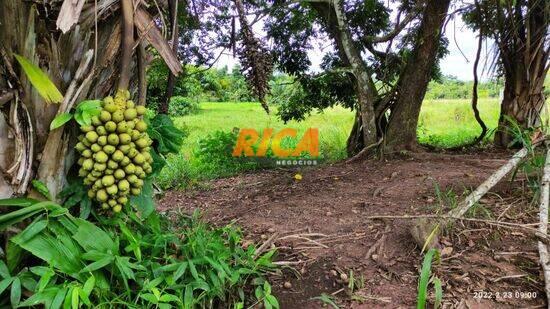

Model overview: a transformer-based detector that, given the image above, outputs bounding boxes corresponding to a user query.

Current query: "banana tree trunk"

[0,0,179,200]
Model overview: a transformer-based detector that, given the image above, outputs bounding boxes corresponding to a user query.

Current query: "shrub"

[169,96,200,117]
[195,130,260,176]
[0,199,278,308]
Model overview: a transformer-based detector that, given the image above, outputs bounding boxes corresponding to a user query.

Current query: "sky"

[216,5,494,82]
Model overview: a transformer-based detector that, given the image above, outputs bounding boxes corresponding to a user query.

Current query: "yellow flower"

[294,173,302,181]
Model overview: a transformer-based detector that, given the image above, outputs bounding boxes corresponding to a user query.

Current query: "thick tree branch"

[367,10,418,43]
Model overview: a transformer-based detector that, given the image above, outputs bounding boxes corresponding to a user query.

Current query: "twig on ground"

[254,232,279,259]
[367,214,550,244]
[491,274,527,283]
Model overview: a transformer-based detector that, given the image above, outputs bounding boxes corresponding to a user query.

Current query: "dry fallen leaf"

[441,246,454,256]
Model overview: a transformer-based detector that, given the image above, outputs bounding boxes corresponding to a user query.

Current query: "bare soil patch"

[159,151,546,308]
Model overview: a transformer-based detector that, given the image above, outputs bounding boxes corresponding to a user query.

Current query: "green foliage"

[59,178,92,219]
[145,113,187,184]
[195,130,261,176]
[0,198,278,308]
[254,281,279,309]
[168,96,200,117]
[425,76,502,100]
[148,114,186,156]
[417,249,442,309]
[14,54,63,104]
[50,113,73,130]
[147,62,255,109]
[311,293,339,308]
[49,100,103,131]
[507,117,546,202]
[73,100,102,126]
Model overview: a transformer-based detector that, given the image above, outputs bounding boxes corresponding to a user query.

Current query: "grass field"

[418,98,500,147]
[157,99,502,189]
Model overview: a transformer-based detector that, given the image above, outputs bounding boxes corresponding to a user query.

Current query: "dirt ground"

[159,150,547,308]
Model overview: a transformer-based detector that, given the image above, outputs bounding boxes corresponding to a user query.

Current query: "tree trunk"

[0,1,177,199]
[494,64,547,147]
[492,0,548,147]
[383,0,451,152]
[310,1,378,155]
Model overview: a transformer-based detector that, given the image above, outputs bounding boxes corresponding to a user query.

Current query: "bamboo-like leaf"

[14,54,63,104]
[417,249,437,309]
[50,113,73,130]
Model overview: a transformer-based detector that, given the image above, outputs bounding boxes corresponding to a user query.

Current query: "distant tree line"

[146,62,516,104]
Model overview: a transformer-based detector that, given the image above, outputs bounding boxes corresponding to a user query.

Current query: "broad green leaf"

[37,268,55,292]
[147,114,185,155]
[173,262,188,282]
[0,261,9,279]
[10,276,21,306]
[266,295,279,309]
[77,287,91,306]
[0,198,39,207]
[51,287,68,309]
[130,179,154,218]
[188,260,199,280]
[80,256,114,273]
[0,277,13,295]
[71,287,79,309]
[73,112,85,127]
[14,54,63,104]
[82,276,95,296]
[17,219,48,243]
[74,100,101,126]
[6,242,23,273]
[31,180,51,200]
[142,277,164,290]
[14,286,58,307]
[72,218,116,253]
[159,293,180,303]
[13,222,84,277]
[184,285,193,309]
[63,286,73,309]
[0,201,59,231]
[50,113,73,130]
[140,293,159,304]
[76,100,102,112]
[19,271,38,292]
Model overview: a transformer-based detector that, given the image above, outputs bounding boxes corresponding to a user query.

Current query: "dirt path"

[159,151,546,308]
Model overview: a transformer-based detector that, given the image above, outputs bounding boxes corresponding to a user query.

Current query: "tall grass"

[417,99,500,147]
